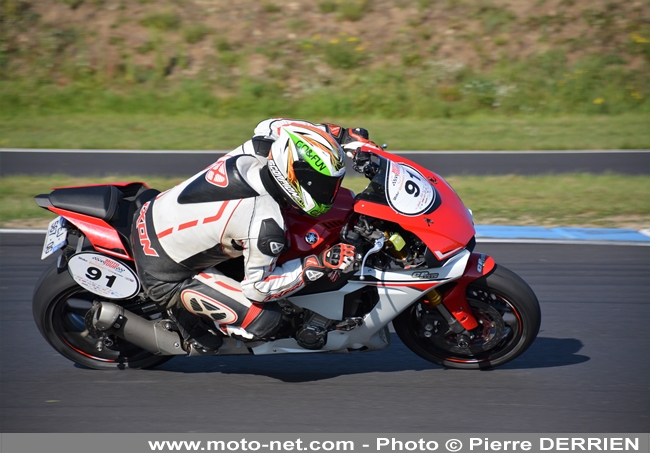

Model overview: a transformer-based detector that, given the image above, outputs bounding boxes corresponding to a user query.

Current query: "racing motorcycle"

[32,146,541,370]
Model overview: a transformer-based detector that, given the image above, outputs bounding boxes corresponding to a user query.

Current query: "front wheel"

[32,260,173,370]
[393,264,541,369]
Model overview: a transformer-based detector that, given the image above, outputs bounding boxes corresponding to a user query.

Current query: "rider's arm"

[238,224,356,303]
[237,197,307,302]
[241,254,306,303]
[253,118,374,151]
[253,118,328,140]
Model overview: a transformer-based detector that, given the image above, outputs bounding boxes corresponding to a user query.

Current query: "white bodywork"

[215,249,471,356]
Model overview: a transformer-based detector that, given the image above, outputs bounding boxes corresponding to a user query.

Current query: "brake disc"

[429,299,505,356]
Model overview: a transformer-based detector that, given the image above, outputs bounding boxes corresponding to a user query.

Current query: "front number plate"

[41,217,68,260]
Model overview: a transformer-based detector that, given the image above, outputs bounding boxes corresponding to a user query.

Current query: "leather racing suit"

[130,119,361,341]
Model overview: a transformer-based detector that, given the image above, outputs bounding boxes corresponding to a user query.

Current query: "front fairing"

[353,149,475,258]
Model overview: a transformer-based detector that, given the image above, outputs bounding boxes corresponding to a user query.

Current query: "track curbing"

[2,225,649,246]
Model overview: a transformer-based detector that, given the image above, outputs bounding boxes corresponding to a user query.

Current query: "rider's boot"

[224,302,285,342]
[167,306,223,353]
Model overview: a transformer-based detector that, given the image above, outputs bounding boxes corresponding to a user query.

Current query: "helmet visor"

[293,161,343,206]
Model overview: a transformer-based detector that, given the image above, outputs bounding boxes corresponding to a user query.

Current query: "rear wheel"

[33,261,173,370]
[393,264,541,369]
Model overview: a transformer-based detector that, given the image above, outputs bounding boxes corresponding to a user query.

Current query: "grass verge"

[0,114,649,150]
[2,173,648,230]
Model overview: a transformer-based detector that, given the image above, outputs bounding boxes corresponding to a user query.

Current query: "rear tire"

[33,260,173,370]
[393,264,541,369]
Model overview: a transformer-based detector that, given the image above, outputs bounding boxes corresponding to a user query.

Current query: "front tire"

[393,264,541,369]
[33,260,173,370]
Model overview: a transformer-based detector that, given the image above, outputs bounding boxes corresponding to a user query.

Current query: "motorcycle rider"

[131,118,375,353]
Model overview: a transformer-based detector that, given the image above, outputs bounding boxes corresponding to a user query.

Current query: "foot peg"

[336,317,363,331]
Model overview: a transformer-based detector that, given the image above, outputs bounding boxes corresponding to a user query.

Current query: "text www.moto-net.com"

[147,438,445,452]
[148,440,354,452]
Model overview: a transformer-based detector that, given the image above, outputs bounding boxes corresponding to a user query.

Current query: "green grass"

[442,174,650,228]
[2,174,648,230]
[0,114,648,150]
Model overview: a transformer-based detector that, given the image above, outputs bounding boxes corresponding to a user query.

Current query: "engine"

[295,312,331,350]
[284,215,432,351]
[343,214,429,271]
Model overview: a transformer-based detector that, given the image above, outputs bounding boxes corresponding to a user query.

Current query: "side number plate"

[41,217,68,260]
[68,252,141,300]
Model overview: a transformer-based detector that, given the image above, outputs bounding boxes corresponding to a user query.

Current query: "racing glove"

[340,127,375,154]
[323,124,375,153]
[303,243,358,283]
[323,243,357,272]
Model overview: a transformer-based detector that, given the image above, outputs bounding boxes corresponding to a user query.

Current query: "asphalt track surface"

[1,149,649,177]
[1,233,648,433]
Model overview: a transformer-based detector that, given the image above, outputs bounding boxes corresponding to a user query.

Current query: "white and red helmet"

[267,123,346,217]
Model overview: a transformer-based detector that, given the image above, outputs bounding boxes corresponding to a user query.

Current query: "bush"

[261,1,281,13]
[183,24,210,44]
[318,0,338,13]
[59,0,84,9]
[337,0,369,22]
[322,36,367,69]
[140,12,181,31]
[471,4,516,33]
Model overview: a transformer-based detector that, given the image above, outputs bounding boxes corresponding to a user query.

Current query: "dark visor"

[293,161,343,205]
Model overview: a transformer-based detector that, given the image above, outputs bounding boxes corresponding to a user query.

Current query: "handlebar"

[352,150,371,172]
[349,145,384,179]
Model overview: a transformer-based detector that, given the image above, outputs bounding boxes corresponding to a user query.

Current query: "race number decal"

[68,252,140,299]
[385,162,436,216]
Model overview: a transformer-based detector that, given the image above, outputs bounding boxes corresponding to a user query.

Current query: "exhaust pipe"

[90,302,186,356]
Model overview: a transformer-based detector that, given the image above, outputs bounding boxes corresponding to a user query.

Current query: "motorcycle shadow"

[499,336,590,370]
[151,335,589,381]
[154,333,433,382]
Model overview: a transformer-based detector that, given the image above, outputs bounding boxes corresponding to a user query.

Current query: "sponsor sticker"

[136,201,158,257]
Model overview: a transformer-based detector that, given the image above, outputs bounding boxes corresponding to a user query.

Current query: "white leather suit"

[131,119,351,340]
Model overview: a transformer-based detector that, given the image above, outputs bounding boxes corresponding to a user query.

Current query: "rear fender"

[47,206,133,261]
[440,252,496,330]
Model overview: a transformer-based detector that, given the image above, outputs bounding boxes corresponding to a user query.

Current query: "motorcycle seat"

[35,185,123,221]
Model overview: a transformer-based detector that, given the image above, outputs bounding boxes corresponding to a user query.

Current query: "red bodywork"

[279,188,355,263]
[440,253,496,330]
[43,182,149,262]
[281,147,475,261]
[353,147,475,258]
[48,206,132,261]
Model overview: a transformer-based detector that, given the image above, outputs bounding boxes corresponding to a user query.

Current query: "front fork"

[427,252,496,335]
[356,233,494,340]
